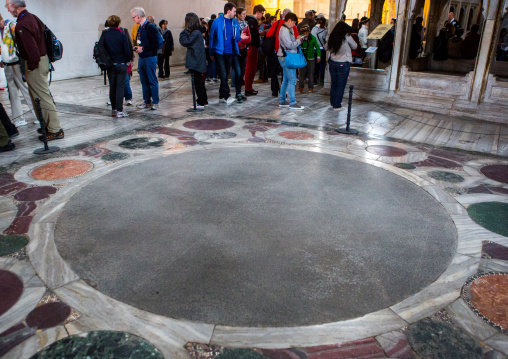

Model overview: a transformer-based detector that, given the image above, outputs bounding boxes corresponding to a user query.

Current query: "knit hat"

[360,16,369,24]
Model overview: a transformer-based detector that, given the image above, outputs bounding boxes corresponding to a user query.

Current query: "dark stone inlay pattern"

[26,302,72,330]
[0,270,23,317]
[118,137,165,150]
[468,202,508,237]
[412,156,462,169]
[483,242,508,260]
[3,216,33,235]
[101,152,130,162]
[394,163,416,170]
[0,182,27,196]
[183,119,235,131]
[481,164,508,185]
[56,148,457,327]
[0,235,29,256]
[14,187,57,202]
[466,185,492,194]
[366,145,408,157]
[0,323,35,357]
[16,202,37,217]
[207,132,237,139]
[30,331,164,359]
[428,171,465,183]
[406,318,482,359]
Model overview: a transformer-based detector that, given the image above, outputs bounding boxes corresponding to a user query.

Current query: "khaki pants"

[0,122,8,147]
[5,63,34,121]
[25,55,61,132]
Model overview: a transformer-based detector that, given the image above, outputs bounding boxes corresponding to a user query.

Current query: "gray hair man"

[6,0,64,141]
[131,7,160,110]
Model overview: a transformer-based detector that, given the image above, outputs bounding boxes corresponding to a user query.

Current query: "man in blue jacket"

[209,2,246,104]
[131,7,160,110]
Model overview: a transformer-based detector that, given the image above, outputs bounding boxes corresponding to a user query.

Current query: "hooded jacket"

[245,15,260,47]
[209,14,242,55]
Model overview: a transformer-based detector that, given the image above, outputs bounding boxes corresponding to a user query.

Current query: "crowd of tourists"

[1,1,365,153]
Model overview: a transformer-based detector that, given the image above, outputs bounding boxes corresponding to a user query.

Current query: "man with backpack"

[7,0,64,141]
[131,7,161,110]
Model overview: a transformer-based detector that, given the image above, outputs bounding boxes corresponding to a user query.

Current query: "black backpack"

[44,25,63,62]
[93,29,112,70]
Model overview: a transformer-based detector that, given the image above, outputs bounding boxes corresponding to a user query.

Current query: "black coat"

[179,29,207,73]
[246,15,260,47]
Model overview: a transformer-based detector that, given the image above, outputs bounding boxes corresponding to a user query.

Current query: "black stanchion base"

[336,128,359,135]
[34,146,60,155]
[187,108,204,112]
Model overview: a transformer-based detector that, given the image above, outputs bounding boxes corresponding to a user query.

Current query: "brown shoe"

[309,88,314,93]
[38,129,64,141]
[299,88,304,93]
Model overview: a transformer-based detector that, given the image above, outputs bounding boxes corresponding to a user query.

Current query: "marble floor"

[0,66,507,359]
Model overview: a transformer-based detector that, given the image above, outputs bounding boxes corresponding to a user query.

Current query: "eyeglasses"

[132,15,138,19]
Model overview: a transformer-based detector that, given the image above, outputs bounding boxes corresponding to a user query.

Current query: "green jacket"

[301,34,321,60]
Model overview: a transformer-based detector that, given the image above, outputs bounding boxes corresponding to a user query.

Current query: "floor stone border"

[22,140,485,351]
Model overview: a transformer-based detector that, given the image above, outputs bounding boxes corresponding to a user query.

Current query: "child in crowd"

[298,24,320,93]
[180,12,208,108]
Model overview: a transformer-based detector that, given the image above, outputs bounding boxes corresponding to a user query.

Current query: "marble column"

[470,0,502,104]
[389,0,409,90]
[320,0,344,94]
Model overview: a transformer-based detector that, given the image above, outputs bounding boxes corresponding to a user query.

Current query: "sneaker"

[205,78,211,82]
[236,94,243,103]
[0,140,15,152]
[38,129,64,141]
[116,111,129,118]
[125,100,133,106]
[333,107,346,111]
[190,104,206,109]
[299,88,304,93]
[106,101,111,105]
[241,94,247,101]
[151,104,159,110]
[245,90,258,96]
[15,120,27,126]
[309,88,314,93]
[137,103,149,109]
[219,98,227,103]
[289,104,305,110]
[213,78,218,82]
[226,97,235,105]
[279,101,290,107]
[111,110,118,117]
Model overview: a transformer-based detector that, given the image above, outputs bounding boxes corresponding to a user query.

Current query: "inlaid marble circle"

[480,164,508,184]
[366,145,408,157]
[55,148,457,327]
[184,119,235,131]
[463,273,508,333]
[26,302,72,330]
[29,160,93,181]
[118,137,165,150]
[0,235,29,256]
[30,331,164,359]
[467,202,508,237]
[428,171,465,183]
[278,131,315,140]
[0,270,23,316]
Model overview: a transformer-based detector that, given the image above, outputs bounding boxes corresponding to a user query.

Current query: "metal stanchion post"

[104,70,107,86]
[337,85,359,135]
[187,73,204,113]
[33,98,60,155]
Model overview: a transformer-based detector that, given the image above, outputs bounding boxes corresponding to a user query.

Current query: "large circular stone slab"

[29,160,93,180]
[55,148,457,327]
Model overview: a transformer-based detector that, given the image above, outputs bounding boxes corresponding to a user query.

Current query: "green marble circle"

[428,171,465,183]
[468,202,508,237]
[0,235,29,256]
[101,152,130,162]
[31,331,163,359]
[394,163,416,170]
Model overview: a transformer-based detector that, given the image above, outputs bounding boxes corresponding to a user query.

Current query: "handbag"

[281,45,307,69]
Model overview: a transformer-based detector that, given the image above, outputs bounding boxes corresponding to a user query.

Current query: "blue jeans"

[278,57,297,105]
[138,56,159,104]
[124,72,132,101]
[215,53,241,99]
[329,60,350,109]
[206,59,216,80]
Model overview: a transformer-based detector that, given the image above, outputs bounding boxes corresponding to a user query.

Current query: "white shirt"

[358,25,369,48]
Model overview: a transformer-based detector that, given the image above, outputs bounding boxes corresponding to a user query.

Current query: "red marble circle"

[278,131,315,140]
[14,186,57,202]
[0,270,23,317]
[183,119,235,131]
[30,160,93,181]
[366,145,408,157]
[481,165,508,185]
[470,274,508,330]
[26,302,72,330]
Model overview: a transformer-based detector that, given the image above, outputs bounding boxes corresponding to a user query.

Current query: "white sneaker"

[126,100,132,106]
[219,98,227,103]
[136,103,148,109]
[289,104,305,110]
[190,104,206,109]
[333,107,346,111]
[15,120,28,126]
[226,97,235,105]
[116,111,129,118]
[151,104,159,110]
[106,101,111,105]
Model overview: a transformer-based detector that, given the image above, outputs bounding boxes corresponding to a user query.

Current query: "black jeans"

[190,70,208,106]
[107,64,128,112]
[158,53,171,78]
[215,53,241,99]
[267,52,280,96]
